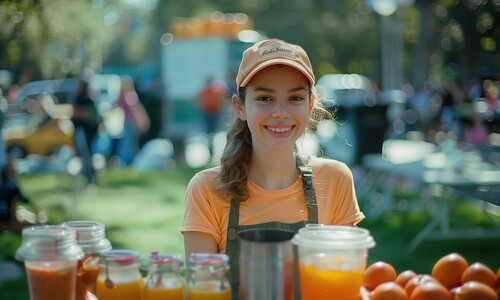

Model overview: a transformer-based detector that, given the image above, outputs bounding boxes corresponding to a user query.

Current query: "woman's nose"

[271,102,290,119]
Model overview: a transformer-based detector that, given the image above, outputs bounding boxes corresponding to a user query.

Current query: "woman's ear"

[308,94,315,113]
[232,94,246,121]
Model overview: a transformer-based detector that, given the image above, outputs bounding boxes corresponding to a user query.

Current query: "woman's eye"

[290,96,305,102]
[256,96,272,102]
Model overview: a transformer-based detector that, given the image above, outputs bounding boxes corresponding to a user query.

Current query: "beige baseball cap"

[236,38,315,92]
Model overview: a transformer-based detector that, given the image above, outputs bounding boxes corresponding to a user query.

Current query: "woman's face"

[235,64,312,153]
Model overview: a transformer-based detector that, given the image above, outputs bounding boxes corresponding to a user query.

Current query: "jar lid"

[292,225,376,250]
[99,249,139,267]
[141,252,183,271]
[62,220,112,254]
[188,253,229,270]
[15,225,84,261]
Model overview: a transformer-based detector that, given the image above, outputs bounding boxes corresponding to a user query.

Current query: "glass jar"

[95,249,143,300]
[15,225,84,300]
[63,220,112,300]
[187,253,231,300]
[141,252,186,300]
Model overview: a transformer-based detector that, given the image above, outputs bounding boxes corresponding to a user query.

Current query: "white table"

[359,139,500,252]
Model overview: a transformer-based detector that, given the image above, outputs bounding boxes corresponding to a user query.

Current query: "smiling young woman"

[180,38,365,299]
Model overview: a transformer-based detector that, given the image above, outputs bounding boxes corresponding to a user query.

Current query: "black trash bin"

[349,104,388,165]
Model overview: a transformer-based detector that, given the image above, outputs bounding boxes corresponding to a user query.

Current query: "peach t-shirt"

[180,156,365,253]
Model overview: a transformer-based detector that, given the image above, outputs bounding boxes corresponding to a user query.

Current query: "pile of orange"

[363,252,500,300]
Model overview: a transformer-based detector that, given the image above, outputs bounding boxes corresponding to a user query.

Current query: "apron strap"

[296,154,318,224]
[226,200,240,296]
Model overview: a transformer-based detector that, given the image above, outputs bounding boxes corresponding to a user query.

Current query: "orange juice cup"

[15,225,84,300]
[292,225,375,300]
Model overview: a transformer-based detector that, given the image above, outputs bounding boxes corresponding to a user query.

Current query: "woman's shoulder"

[188,166,221,187]
[308,156,353,177]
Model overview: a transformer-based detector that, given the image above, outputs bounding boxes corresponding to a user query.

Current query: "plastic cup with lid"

[292,225,376,300]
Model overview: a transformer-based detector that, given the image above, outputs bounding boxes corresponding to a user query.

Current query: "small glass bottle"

[187,253,231,300]
[63,220,112,300]
[95,249,143,300]
[141,252,186,300]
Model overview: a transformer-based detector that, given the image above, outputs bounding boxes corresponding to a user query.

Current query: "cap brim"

[239,58,315,89]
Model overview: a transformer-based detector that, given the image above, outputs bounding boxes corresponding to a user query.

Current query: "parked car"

[3,75,121,159]
[3,97,74,158]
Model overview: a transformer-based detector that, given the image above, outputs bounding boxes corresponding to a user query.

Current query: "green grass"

[1,165,499,299]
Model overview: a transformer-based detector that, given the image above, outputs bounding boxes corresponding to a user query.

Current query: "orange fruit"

[453,281,498,300]
[404,274,435,299]
[431,252,469,290]
[409,280,451,300]
[371,281,408,300]
[364,261,397,291]
[461,262,498,290]
[396,270,417,288]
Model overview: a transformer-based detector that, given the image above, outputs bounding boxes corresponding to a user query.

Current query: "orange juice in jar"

[64,220,112,300]
[76,256,100,300]
[292,225,376,300]
[96,250,143,300]
[188,281,231,300]
[187,253,231,300]
[15,225,84,300]
[25,260,79,300]
[142,252,186,300]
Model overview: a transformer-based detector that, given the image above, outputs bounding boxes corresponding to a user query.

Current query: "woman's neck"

[248,150,299,190]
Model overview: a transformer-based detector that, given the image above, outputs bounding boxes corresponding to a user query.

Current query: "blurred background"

[0,0,499,298]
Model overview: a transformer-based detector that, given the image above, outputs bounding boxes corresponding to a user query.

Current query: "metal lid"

[63,220,112,254]
[99,249,139,267]
[15,225,84,261]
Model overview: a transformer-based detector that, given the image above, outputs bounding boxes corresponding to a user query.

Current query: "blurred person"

[0,88,7,167]
[180,38,365,297]
[197,76,228,155]
[198,76,228,132]
[114,76,150,167]
[439,82,460,133]
[0,157,30,230]
[71,79,99,185]
[411,81,438,133]
[462,113,489,145]
[483,79,499,118]
[6,84,20,104]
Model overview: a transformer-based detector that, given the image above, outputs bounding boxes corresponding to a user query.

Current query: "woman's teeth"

[267,126,292,133]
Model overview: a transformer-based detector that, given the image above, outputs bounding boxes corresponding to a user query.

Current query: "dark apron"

[225,155,318,299]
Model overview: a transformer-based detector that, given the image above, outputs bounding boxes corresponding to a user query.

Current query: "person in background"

[0,88,7,167]
[114,76,150,167]
[198,76,228,134]
[197,76,228,153]
[0,157,30,230]
[180,38,365,297]
[71,79,99,185]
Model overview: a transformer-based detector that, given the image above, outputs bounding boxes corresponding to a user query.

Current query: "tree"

[0,0,119,81]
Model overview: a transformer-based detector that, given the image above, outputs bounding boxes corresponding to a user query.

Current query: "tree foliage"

[0,0,498,87]
[0,0,119,80]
